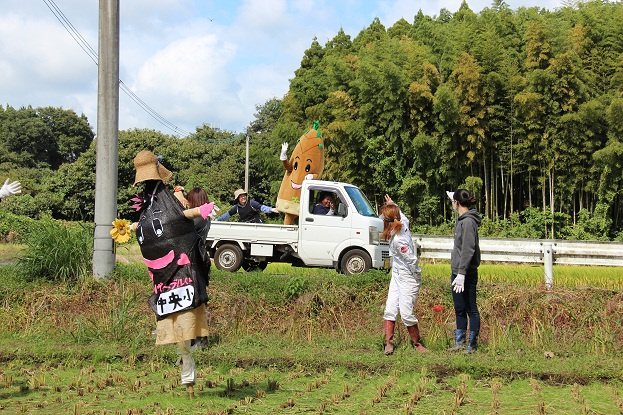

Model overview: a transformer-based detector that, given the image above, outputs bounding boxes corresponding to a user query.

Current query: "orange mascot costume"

[276,121,325,225]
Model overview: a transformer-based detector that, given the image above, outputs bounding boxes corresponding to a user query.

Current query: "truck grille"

[380,242,390,260]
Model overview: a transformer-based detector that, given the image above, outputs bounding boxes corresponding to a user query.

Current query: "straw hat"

[133,150,172,186]
[233,188,247,202]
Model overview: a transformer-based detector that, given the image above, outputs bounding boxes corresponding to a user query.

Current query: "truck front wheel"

[341,249,371,275]
[214,244,243,272]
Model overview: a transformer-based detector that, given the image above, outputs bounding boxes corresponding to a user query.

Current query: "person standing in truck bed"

[216,189,279,223]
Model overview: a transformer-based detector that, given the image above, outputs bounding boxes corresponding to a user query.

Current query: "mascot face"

[287,137,324,190]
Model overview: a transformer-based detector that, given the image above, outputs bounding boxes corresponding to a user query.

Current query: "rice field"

[1,242,623,414]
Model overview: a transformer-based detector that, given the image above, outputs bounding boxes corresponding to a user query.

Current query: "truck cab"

[206,180,389,275]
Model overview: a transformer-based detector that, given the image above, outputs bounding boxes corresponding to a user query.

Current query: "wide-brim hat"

[233,188,247,202]
[133,150,173,186]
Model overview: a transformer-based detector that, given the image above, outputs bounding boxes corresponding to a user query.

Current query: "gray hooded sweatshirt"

[450,208,482,275]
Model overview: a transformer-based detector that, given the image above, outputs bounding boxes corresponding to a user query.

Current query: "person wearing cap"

[381,194,428,355]
[129,150,215,398]
[216,189,279,223]
[0,178,21,201]
[446,189,482,354]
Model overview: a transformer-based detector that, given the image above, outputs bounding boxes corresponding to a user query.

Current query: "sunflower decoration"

[110,218,132,244]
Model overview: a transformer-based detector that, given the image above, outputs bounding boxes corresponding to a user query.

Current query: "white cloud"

[137,36,235,100]
[0,8,95,113]
[123,34,241,132]
[0,0,564,134]
[237,0,289,31]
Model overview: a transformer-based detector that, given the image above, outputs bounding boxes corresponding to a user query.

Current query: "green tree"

[433,83,462,187]
[246,98,286,204]
[448,53,489,215]
[525,21,552,70]
[37,106,94,165]
[0,105,93,169]
[351,17,388,51]
[408,63,441,136]
[289,37,329,117]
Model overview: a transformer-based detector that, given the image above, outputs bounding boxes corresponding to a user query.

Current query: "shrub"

[412,221,454,236]
[559,205,612,241]
[284,276,307,299]
[18,220,93,281]
[0,210,38,242]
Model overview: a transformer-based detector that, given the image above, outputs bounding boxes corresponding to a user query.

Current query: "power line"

[43,0,192,137]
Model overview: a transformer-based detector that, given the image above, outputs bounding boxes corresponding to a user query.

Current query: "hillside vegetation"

[3,2,623,241]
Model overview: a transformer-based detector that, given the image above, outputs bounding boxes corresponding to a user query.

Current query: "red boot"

[384,320,395,355]
[407,324,429,352]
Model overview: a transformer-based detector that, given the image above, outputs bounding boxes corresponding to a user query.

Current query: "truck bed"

[207,221,299,246]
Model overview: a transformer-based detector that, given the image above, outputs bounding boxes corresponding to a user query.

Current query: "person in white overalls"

[381,194,428,355]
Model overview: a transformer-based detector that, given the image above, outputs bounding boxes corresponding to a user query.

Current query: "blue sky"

[0,0,561,136]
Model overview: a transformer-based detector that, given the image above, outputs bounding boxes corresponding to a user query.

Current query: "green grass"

[0,243,22,263]
[1,356,622,414]
[2,242,623,414]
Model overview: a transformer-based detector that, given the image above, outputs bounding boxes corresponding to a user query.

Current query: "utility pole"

[244,134,249,192]
[93,0,120,279]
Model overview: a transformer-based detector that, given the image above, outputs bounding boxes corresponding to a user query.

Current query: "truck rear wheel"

[341,249,371,275]
[214,244,243,272]
[242,259,268,272]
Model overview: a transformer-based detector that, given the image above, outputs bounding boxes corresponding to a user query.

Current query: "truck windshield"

[344,186,377,217]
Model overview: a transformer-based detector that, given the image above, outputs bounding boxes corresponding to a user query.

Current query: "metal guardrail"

[412,235,623,287]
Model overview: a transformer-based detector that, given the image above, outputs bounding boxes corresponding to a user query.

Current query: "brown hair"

[380,204,403,241]
[186,187,210,209]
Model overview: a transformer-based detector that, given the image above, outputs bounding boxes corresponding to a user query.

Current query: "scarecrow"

[276,121,325,225]
[111,150,214,398]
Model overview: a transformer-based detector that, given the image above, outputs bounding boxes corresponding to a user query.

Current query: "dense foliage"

[2,1,623,240]
[271,1,623,240]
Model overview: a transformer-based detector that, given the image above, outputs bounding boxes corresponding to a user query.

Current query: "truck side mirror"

[337,203,347,217]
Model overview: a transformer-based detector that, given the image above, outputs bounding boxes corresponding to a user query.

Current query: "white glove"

[280,143,289,161]
[452,274,465,293]
[208,205,220,220]
[304,174,314,180]
[0,178,21,199]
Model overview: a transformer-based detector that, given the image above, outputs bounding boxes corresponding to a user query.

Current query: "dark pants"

[451,271,480,333]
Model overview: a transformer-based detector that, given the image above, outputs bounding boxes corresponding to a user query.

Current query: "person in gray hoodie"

[446,189,482,353]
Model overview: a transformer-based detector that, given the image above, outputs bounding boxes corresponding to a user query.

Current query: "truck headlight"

[369,226,380,245]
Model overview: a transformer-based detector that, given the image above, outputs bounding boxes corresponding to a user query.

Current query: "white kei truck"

[206,180,390,275]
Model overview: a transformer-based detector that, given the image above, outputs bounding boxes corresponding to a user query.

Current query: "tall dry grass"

[1,255,621,367]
